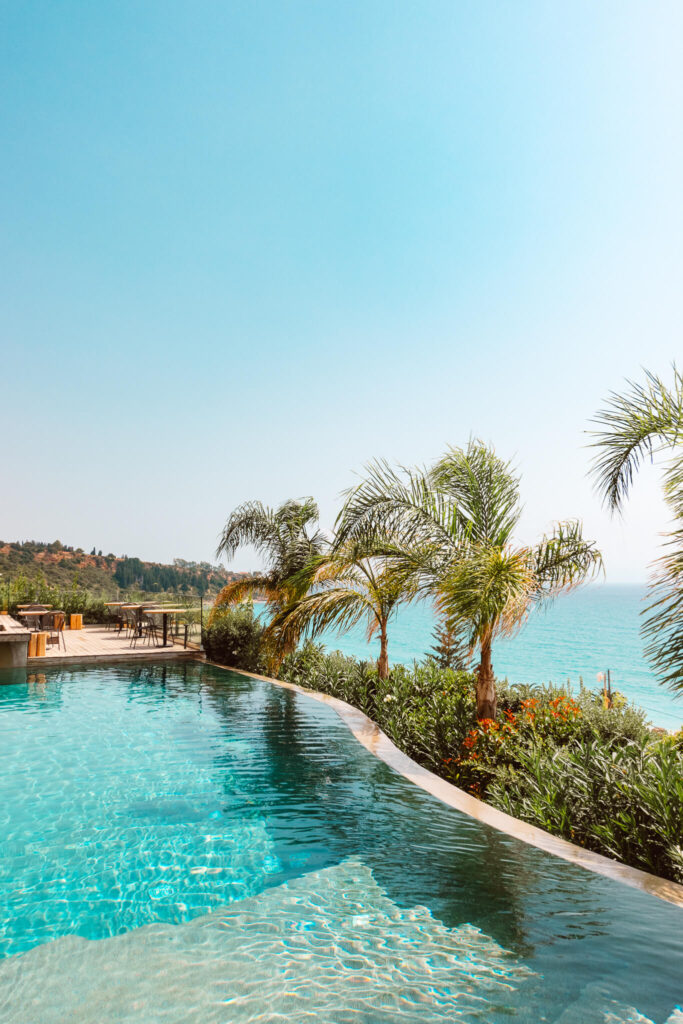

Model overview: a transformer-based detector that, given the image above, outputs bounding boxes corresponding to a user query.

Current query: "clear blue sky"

[2,2,681,579]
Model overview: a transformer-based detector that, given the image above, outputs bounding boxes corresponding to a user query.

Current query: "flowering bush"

[442,695,585,795]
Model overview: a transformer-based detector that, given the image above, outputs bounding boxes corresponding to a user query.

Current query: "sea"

[270,586,682,731]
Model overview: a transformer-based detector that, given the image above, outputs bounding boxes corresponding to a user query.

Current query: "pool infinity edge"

[205,658,683,910]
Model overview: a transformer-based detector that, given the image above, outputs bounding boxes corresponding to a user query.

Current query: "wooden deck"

[26,625,200,667]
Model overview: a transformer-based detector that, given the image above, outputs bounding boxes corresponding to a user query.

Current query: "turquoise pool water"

[0,661,681,1022]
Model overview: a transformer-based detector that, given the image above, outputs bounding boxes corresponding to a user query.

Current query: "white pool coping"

[207,659,683,910]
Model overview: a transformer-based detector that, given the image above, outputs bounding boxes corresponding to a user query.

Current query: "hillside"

[0,540,245,599]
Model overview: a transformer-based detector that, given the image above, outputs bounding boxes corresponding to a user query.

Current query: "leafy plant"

[590,366,683,693]
[276,644,681,882]
[428,616,472,670]
[202,602,267,673]
[279,643,478,772]
[488,739,683,883]
[7,573,109,623]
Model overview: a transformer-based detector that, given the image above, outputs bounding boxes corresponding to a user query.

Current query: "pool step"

[551,981,683,1024]
[0,859,538,1023]
[0,860,677,1023]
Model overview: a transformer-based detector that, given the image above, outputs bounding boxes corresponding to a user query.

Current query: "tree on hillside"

[590,366,683,694]
[336,440,602,719]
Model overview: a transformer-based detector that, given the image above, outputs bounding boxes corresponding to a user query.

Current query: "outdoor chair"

[105,608,122,632]
[124,609,138,639]
[130,613,159,649]
[46,612,66,652]
[144,613,161,646]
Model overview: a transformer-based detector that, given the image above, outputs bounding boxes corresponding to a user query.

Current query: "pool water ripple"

[0,661,681,1022]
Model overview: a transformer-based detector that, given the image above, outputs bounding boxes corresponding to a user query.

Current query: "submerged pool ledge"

[207,658,683,910]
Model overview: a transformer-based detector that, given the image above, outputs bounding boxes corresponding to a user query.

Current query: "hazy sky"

[2,2,681,580]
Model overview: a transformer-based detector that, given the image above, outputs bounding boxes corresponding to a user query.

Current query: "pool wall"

[0,615,30,668]
[204,658,683,910]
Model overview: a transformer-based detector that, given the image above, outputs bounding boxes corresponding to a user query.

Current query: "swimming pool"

[0,661,681,1022]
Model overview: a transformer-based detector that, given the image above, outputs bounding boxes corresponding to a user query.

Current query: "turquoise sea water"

[297,585,683,731]
[0,662,681,1022]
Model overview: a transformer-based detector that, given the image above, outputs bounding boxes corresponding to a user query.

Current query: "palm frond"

[267,529,418,661]
[216,496,327,611]
[589,366,683,514]
[590,367,683,695]
[268,587,376,650]
[336,459,460,552]
[216,501,278,561]
[208,576,273,625]
[643,524,683,695]
[662,453,683,522]
[531,520,604,598]
[430,438,521,546]
[436,546,535,648]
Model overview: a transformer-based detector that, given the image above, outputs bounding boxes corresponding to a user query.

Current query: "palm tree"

[336,440,603,719]
[590,366,683,694]
[211,498,327,637]
[267,535,415,680]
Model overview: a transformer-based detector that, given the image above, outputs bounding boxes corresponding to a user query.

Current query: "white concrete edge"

[26,649,198,668]
[205,658,683,910]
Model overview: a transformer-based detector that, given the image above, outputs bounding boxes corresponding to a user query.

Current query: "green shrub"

[277,643,683,883]
[202,603,266,673]
[487,739,683,883]
[7,573,108,623]
[371,661,477,773]
[573,689,652,746]
[280,644,479,774]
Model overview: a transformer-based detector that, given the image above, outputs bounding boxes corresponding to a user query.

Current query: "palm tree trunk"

[377,619,389,680]
[476,636,497,720]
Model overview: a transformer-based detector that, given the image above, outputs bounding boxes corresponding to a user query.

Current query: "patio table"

[19,610,50,630]
[104,602,125,628]
[121,604,163,638]
[146,608,185,647]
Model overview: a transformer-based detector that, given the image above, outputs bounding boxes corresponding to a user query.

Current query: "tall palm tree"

[267,535,415,679]
[590,366,683,694]
[211,498,327,632]
[336,440,603,719]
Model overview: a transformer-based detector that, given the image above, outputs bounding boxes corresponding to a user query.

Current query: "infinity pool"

[0,661,681,1022]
